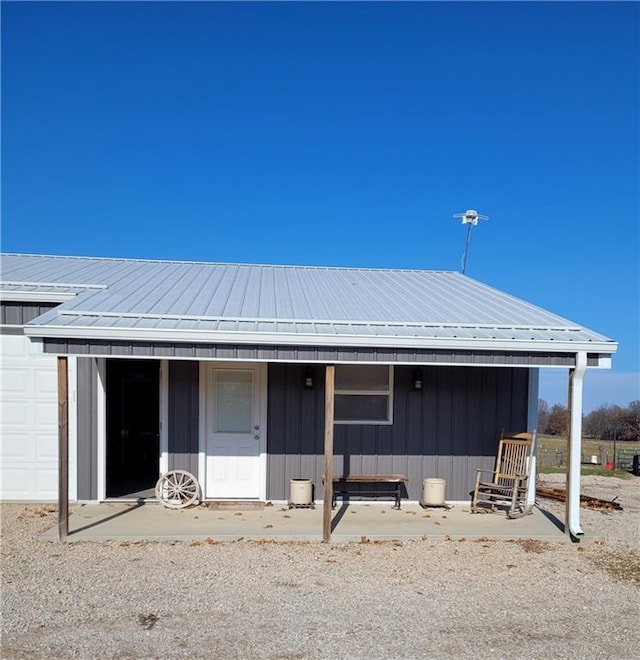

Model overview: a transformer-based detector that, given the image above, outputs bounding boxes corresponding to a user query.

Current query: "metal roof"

[0,253,616,354]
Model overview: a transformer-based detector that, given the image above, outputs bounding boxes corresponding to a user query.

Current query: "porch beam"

[323,365,335,543]
[57,356,69,541]
[566,352,587,541]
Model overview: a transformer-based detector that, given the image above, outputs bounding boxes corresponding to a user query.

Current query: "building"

[0,253,617,538]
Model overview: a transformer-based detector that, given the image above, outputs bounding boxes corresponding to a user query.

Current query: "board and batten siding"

[76,358,99,500]
[74,359,528,502]
[167,361,199,475]
[40,338,598,367]
[1,302,59,327]
[266,364,530,502]
[76,359,200,499]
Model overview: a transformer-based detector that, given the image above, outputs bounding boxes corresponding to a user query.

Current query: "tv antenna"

[452,209,489,274]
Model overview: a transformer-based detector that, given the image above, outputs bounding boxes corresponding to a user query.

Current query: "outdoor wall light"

[304,367,314,389]
[413,369,423,391]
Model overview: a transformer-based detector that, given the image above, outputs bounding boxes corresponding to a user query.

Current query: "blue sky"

[2,1,638,410]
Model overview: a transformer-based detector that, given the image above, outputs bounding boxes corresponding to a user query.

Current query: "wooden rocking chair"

[471,430,536,519]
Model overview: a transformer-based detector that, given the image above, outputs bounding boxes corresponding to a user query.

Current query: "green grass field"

[537,464,632,478]
[537,434,640,455]
[537,434,639,478]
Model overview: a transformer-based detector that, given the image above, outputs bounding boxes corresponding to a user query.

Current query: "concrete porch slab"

[42,501,567,543]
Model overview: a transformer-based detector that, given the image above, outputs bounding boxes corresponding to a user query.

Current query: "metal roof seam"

[360,270,416,321]
[219,268,239,317]
[178,265,213,316]
[245,266,264,319]
[274,267,295,319]
[200,264,230,316]
[147,263,199,314]
[297,268,332,320]
[289,268,313,319]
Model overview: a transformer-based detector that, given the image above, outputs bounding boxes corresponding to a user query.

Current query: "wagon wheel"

[155,470,201,509]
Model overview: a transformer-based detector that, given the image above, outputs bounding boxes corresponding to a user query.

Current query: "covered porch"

[44,498,567,543]
[58,354,586,542]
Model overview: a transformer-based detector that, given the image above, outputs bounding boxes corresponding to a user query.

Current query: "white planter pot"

[422,478,446,506]
[289,478,313,505]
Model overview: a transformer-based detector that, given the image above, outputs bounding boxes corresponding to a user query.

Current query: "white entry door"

[206,365,265,499]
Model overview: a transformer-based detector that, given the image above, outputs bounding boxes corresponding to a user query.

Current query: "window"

[334,365,393,424]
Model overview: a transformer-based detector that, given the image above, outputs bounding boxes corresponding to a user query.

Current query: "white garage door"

[0,335,73,501]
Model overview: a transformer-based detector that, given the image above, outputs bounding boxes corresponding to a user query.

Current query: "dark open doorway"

[106,360,160,498]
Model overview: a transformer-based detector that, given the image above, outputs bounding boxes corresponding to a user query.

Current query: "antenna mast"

[452,209,489,274]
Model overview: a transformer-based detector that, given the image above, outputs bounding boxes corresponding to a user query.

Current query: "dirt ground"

[1,475,639,660]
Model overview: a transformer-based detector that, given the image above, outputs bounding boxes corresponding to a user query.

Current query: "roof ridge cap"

[0,253,457,274]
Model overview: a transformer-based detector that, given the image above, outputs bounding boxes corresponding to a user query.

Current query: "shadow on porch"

[42,500,567,543]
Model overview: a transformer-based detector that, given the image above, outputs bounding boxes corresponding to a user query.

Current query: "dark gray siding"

[76,358,98,500]
[168,362,199,475]
[41,338,595,366]
[75,359,199,499]
[267,365,326,504]
[267,364,529,502]
[1,302,58,326]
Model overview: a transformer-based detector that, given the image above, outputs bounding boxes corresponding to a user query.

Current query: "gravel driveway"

[2,474,639,659]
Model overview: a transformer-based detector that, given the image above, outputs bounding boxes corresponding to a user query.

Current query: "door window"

[214,371,253,433]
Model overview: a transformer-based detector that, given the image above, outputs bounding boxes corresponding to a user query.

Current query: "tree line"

[538,399,640,441]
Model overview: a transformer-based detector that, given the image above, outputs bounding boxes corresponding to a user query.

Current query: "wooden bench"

[322,474,409,510]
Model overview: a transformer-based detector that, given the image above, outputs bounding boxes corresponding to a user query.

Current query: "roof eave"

[23,324,618,356]
[1,290,76,303]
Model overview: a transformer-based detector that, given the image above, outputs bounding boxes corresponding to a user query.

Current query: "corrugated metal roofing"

[0,253,616,352]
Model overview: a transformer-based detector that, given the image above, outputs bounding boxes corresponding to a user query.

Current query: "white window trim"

[159,360,169,476]
[67,356,78,501]
[96,358,106,501]
[334,365,394,425]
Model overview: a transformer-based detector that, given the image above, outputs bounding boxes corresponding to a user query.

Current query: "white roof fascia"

[23,323,618,355]
[1,280,107,290]
[0,290,77,303]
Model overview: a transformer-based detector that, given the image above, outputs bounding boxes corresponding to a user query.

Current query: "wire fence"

[538,448,639,471]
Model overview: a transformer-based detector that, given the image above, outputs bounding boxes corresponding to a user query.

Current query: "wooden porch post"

[323,365,335,543]
[58,356,69,541]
